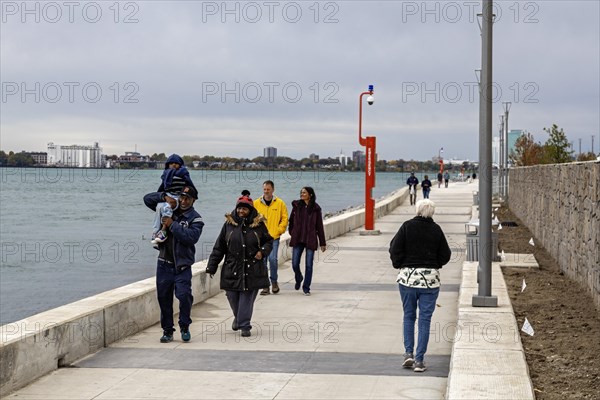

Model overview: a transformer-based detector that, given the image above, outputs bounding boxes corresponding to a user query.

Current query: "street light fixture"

[358,84,379,234]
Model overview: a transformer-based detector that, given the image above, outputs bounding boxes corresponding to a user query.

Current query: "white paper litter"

[522,318,534,336]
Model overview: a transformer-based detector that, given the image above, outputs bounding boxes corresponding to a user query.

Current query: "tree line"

[0,151,36,167]
[510,124,597,166]
[0,149,475,172]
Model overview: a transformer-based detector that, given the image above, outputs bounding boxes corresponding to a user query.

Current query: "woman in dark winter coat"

[288,186,326,295]
[389,199,451,373]
[206,195,273,337]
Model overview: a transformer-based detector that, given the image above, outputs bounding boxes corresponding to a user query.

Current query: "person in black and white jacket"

[389,199,451,373]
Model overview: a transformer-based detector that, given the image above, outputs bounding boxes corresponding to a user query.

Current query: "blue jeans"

[292,244,315,294]
[422,189,430,199]
[156,259,193,332]
[398,284,440,362]
[263,238,280,283]
[152,202,174,233]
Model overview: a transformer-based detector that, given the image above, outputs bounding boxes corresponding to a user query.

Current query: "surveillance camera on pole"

[358,84,379,235]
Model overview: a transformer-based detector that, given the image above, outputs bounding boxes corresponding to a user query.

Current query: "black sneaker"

[181,327,191,342]
[241,329,251,337]
[160,331,173,343]
[402,353,414,368]
[294,281,301,290]
[413,361,427,372]
[232,319,238,331]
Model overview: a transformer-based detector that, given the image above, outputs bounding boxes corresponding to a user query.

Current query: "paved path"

[7,182,476,399]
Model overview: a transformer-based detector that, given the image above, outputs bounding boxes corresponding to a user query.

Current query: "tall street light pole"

[358,85,379,234]
[502,101,511,199]
[473,0,497,307]
[498,115,504,197]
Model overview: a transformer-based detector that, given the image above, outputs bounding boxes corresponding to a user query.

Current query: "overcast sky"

[1,0,599,161]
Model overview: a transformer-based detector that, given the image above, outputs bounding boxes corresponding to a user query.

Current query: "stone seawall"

[508,161,600,308]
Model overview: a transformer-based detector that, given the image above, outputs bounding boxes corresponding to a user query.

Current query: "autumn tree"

[542,124,573,164]
[510,132,544,166]
[576,152,597,161]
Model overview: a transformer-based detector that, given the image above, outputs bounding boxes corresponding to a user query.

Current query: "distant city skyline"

[6,140,481,163]
[10,131,600,164]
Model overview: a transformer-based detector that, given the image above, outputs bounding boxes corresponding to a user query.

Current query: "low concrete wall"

[508,161,600,308]
[0,261,220,397]
[0,187,407,396]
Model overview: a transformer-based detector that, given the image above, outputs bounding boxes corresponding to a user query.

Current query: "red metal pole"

[365,136,376,230]
[359,88,375,230]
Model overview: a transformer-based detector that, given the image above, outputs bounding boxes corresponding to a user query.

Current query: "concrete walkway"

[5,181,532,399]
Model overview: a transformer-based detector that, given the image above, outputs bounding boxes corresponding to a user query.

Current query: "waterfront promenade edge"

[1,182,535,399]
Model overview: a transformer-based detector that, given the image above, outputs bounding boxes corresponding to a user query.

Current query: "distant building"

[337,150,349,168]
[27,152,48,165]
[445,158,471,166]
[508,130,523,160]
[118,151,150,163]
[264,147,277,158]
[492,136,500,167]
[352,150,365,167]
[47,142,103,168]
[309,153,319,161]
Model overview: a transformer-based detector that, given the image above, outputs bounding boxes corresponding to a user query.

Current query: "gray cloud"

[2,0,599,159]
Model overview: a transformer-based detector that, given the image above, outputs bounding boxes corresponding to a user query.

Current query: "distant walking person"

[437,172,443,188]
[289,187,326,296]
[206,195,273,337]
[406,172,419,205]
[421,175,432,199]
[254,180,288,295]
[144,185,203,343]
[443,171,450,188]
[389,199,451,372]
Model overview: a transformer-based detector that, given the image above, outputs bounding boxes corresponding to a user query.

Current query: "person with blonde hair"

[389,199,451,372]
[254,180,288,295]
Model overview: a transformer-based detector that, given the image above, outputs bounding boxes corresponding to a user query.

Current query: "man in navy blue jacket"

[144,185,204,343]
[406,172,419,205]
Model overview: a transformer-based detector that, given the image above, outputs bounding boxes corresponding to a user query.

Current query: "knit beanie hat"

[236,195,254,209]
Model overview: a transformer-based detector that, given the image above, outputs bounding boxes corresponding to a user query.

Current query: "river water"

[0,168,435,324]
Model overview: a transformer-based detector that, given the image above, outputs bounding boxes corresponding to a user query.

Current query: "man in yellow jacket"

[254,180,288,295]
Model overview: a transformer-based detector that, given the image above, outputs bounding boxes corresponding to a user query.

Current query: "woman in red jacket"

[288,187,326,296]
